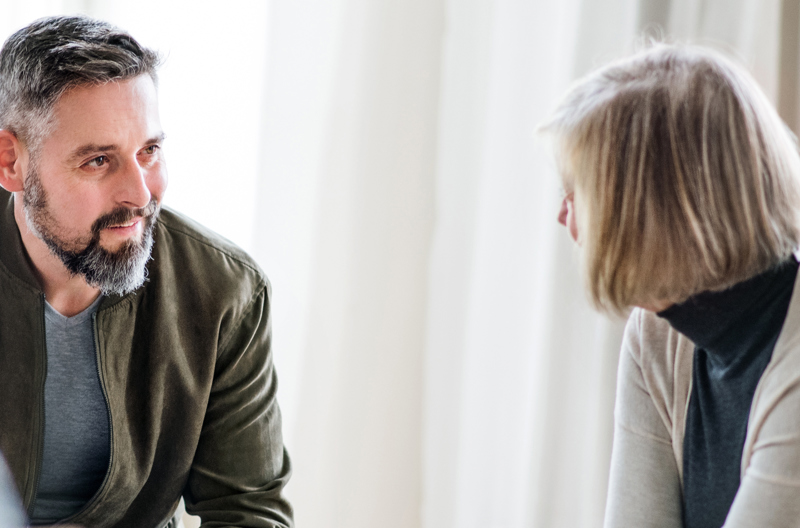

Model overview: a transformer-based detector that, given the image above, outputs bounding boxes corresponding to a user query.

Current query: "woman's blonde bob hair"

[542,43,800,313]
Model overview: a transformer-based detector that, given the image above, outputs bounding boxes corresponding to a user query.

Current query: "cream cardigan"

[604,273,800,527]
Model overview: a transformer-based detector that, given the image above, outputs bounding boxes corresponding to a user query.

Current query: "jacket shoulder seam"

[217,284,267,355]
[156,218,265,281]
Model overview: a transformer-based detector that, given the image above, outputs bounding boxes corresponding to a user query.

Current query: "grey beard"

[23,166,159,296]
[43,225,156,296]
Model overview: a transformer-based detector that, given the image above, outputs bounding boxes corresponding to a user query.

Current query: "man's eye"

[143,145,160,155]
[85,156,108,168]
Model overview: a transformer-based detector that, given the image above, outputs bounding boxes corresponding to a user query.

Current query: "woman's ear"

[0,130,25,193]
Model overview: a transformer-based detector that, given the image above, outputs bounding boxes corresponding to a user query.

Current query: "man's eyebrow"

[67,133,167,162]
[148,132,167,144]
[68,143,118,162]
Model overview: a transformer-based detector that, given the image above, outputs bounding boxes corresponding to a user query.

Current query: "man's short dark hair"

[0,15,161,151]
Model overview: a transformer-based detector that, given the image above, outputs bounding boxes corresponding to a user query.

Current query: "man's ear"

[0,130,25,193]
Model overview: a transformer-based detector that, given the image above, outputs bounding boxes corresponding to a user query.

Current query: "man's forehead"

[54,75,159,114]
[42,75,162,151]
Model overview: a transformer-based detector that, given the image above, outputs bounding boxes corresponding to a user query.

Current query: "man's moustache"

[91,200,160,235]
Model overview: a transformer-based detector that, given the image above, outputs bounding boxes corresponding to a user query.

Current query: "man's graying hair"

[0,15,160,151]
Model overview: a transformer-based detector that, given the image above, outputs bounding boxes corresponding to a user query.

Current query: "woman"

[544,44,800,527]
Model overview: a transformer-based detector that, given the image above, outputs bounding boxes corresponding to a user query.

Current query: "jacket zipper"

[25,294,47,517]
[89,311,115,500]
[61,312,115,524]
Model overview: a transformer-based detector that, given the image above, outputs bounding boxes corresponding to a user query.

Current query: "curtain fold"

[423,2,631,526]
[257,2,445,527]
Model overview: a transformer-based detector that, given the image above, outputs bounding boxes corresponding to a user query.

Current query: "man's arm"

[183,283,293,527]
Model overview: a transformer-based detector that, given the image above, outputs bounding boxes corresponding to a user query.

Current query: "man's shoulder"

[155,206,262,271]
[150,207,269,300]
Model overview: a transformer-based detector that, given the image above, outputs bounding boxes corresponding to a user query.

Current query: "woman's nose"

[557,196,569,226]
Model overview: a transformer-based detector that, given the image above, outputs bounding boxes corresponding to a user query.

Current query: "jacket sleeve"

[604,310,683,528]
[183,283,294,527]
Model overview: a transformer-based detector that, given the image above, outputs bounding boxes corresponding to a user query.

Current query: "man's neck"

[13,196,101,317]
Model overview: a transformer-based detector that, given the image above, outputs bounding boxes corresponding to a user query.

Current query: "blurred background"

[1,0,798,527]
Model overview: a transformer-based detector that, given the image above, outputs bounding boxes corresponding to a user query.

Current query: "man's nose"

[117,157,152,209]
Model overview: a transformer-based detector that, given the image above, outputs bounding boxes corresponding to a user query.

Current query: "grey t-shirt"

[30,296,110,524]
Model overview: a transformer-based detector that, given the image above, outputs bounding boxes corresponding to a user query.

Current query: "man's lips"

[91,199,159,235]
[104,218,142,231]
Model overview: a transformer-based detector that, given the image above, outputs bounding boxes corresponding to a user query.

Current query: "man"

[0,15,293,527]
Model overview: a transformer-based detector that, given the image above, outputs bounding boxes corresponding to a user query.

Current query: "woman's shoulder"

[618,308,694,442]
[622,308,693,377]
[740,281,800,490]
[754,278,800,399]
[750,286,800,409]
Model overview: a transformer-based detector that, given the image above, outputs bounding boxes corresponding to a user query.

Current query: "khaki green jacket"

[0,190,293,527]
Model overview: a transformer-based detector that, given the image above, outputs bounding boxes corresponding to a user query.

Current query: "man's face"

[21,75,167,295]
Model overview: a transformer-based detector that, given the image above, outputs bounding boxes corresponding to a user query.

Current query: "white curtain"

[259,1,795,527]
[0,1,796,528]
[254,2,443,527]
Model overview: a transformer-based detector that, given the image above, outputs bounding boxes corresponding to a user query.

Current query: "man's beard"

[22,165,160,296]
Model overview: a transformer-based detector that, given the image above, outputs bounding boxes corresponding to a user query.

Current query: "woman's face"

[556,179,674,312]
[557,190,579,243]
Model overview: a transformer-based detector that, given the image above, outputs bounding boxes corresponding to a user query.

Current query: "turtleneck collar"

[657,256,799,359]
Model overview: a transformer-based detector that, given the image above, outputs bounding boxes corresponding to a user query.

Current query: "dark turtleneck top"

[657,256,799,528]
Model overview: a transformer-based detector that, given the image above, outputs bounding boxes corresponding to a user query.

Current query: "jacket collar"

[0,188,43,292]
